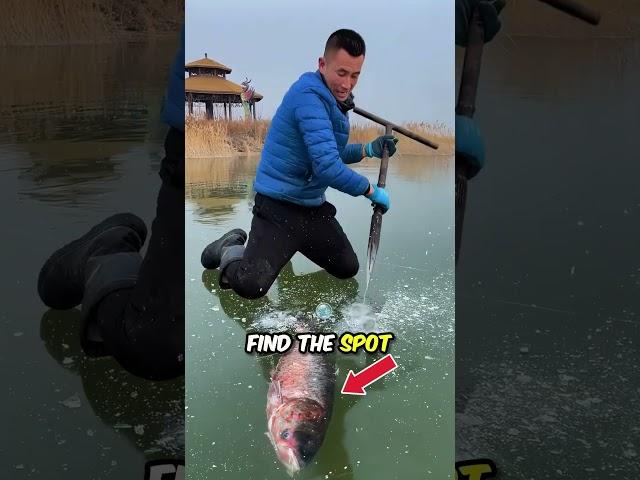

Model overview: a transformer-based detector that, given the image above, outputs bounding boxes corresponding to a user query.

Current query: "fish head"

[267,398,328,475]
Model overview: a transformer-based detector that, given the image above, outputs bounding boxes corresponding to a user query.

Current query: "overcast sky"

[186,0,454,126]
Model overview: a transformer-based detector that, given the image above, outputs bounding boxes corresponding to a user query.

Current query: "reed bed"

[349,121,454,155]
[0,0,182,45]
[185,117,270,158]
[186,118,453,158]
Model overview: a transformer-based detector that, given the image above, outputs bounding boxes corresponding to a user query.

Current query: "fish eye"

[280,430,290,440]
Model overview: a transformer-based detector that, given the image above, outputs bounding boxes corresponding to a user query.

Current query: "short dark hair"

[324,29,366,57]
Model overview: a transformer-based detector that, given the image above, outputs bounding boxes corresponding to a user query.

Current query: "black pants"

[225,193,359,299]
[93,128,185,380]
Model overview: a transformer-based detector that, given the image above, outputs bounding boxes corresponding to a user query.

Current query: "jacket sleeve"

[293,91,370,197]
[341,144,364,164]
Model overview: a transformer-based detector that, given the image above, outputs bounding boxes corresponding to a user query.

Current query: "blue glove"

[365,184,390,213]
[364,135,399,158]
[455,114,485,178]
[456,0,505,47]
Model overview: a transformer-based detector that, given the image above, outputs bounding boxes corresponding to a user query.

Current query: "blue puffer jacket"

[161,27,185,132]
[253,70,369,207]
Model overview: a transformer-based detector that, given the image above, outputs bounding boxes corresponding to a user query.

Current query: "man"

[37,28,185,380]
[201,29,399,299]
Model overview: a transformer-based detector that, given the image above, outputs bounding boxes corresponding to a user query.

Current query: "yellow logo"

[455,459,497,480]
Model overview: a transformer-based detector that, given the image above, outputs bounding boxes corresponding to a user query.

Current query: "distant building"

[185,53,263,120]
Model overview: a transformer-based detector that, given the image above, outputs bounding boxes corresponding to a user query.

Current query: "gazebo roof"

[185,55,232,74]
[185,76,263,101]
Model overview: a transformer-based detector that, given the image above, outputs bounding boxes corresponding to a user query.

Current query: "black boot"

[201,228,247,269]
[38,213,147,310]
[218,244,245,289]
[81,252,142,357]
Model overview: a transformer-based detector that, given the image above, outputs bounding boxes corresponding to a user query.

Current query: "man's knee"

[116,320,185,380]
[234,282,268,299]
[228,258,277,299]
[331,253,359,279]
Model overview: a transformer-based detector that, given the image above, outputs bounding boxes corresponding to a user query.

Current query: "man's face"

[318,48,364,102]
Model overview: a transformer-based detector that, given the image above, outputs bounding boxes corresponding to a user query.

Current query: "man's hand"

[455,114,485,179]
[365,184,390,213]
[455,0,505,47]
[364,135,399,159]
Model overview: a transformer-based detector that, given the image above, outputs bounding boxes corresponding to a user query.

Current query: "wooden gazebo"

[185,53,263,120]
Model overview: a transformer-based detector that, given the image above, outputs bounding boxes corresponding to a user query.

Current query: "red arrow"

[341,354,398,395]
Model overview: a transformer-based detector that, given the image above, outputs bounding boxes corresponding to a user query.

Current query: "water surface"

[186,153,455,479]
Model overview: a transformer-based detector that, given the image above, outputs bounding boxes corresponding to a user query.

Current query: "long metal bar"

[353,106,439,150]
[455,7,485,265]
[377,124,393,188]
[538,0,601,25]
[356,104,439,274]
